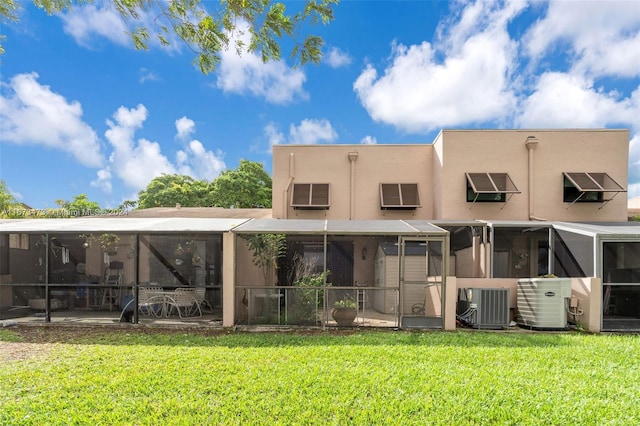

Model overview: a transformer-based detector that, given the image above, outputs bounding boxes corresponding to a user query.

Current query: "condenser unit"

[517,278,571,330]
[457,288,510,329]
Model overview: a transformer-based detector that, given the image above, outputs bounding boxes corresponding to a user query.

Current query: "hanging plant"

[81,233,120,254]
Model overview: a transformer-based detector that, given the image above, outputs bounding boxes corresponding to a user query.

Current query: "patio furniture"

[138,286,166,317]
[167,288,201,319]
[194,287,213,313]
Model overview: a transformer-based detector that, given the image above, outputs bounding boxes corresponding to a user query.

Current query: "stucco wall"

[272,145,433,220]
[571,277,601,333]
[435,129,629,221]
[273,130,628,223]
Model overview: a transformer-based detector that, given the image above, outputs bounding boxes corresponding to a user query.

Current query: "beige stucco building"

[273,129,629,222]
[1,129,638,333]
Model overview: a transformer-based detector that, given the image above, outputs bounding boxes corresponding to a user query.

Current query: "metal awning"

[466,172,520,207]
[563,172,626,208]
[466,172,520,194]
[0,218,250,233]
[563,172,625,193]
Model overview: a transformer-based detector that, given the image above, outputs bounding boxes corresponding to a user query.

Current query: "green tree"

[242,233,286,286]
[0,179,23,217]
[0,0,338,73]
[137,174,211,208]
[55,193,100,215]
[118,199,138,212]
[210,160,272,208]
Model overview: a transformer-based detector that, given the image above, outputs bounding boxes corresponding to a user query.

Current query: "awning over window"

[563,172,626,193]
[466,173,520,195]
[290,183,330,209]
[380,183,421,209]
[563,172,626,207]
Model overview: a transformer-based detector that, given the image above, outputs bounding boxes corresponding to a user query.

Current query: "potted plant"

[331,295,357,326]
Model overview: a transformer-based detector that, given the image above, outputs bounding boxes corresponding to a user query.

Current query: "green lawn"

[1,327,639,425]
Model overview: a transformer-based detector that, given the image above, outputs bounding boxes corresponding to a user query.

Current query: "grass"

[1,327,639,425]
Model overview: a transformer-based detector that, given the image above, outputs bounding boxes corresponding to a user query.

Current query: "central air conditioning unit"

[517,278,572,330]
[457,288,510,329]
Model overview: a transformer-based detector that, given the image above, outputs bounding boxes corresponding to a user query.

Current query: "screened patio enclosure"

[232,219,449,328]
[0,218,236,324]
[553,222,640,331]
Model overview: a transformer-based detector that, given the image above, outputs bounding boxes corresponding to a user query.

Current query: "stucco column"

[348,151,359,220]
[222,232,236,327]
[444,276,457,330]
[587,277,602,333]
[525,136,539,220]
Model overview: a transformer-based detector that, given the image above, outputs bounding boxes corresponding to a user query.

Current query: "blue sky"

[1,0,639,209]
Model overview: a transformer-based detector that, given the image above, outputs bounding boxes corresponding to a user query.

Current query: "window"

[291,183,330,209]
[9,233,29,250]
[466,173,520,203]
[563,172,625,203]
[380,183,421,209]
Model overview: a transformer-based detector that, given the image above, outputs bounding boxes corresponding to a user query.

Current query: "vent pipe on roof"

[348,151,359,220]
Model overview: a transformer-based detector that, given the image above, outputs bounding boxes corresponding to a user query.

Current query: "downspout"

[348,151,359,220]
[284,153,294,219]
[525,136,546,221]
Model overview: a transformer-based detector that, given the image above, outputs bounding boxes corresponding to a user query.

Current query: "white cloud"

[97,105,226,191]
[216,21,307,104]
[139,68,160,84]
[517,73,640,128]
[264,122,286,147]
[91,168,113,193]
[289,119,338,145]
[325,47,352,68]
[524,1,640,78]
[263,119,338,147]
[59,3,181,52]
[59,4,130,48]
[0,72,103,167]
[353,1,523,132]
[102,105,176,190]
[176,140,226,181]
[175,116,196,141]
[360,136,377,145]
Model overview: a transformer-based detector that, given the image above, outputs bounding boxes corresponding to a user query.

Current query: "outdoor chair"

[194,287,213,313]
[138,286,165,317]
[167,288,201,319]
